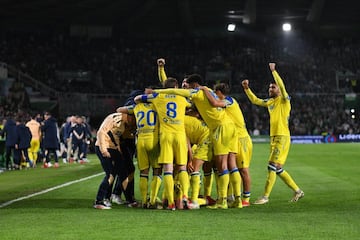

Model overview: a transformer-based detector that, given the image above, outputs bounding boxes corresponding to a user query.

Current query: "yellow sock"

[278,170,299,191]
[139,175,148,204]
[150,175,162,204]
[227,181,233,198]
[264,170,277,197]
[190,172,201,202]
[230,169,242,197]
[161,189,166,201]
[214,171,219,198]
[203,172,213,197]
[178,170,190,198]
[163,173,174,205]
[218,171,230,199]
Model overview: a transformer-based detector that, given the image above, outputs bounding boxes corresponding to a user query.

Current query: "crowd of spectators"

[0,31,359,135]
[0,80,31,116]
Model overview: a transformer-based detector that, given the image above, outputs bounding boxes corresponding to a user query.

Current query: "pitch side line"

[0,172,104,208]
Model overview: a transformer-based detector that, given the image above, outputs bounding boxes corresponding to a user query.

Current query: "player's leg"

[202,161,213,197]
[207,127,228,209]
[174,133,190,208]
[137,138,150,207]
[120,139,137,207]
[189,158,204,209]
[94,146,116,209]
[27,139,35,165]
[159,135,175,210]
[22,149,33,167]
[273,136,304,202]
[228,152,242,208]
[254,136,279,204]
[238,136,253,206]
[149,167,162,207]
[163,164,175,210]
[148,139,162,207]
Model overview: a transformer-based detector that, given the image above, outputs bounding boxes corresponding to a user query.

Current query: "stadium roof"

[1,0,359,36]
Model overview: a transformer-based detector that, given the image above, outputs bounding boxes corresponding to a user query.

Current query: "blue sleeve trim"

[141,95,148,102]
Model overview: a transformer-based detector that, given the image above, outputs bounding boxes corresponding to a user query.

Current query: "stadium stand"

[0,31,359,134]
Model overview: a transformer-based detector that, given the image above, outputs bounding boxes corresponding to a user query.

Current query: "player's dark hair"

[124,89,144,106]
[214,83,230,95]
[164,77,178,88]
[186,74,202,84]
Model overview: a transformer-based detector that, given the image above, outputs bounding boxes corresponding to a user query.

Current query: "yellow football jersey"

[184,115,210,145]
[132,103,159,136]
[141,92,189,133]
[223,96,250,138]
[244,70,291,136]
[154,88,233,130]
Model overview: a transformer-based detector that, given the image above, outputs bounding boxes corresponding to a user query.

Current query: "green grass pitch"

[0,143,359,240]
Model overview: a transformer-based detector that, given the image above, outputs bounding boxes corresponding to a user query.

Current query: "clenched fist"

[242,79,249,89]
[157,58,165,67]
[269,63,276,72]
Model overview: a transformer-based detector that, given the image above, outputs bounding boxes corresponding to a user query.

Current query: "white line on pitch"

[0,172,104,208]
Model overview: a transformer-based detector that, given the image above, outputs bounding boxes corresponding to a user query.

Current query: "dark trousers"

[45,148,58,163]
[14,148,30,166]
[112,139,136,202]
[5,146,15,169]
[95,146,125,201]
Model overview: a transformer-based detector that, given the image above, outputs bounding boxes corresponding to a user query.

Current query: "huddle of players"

[139,58,252,210]
[93,58,253,210]
[94,58,304,210]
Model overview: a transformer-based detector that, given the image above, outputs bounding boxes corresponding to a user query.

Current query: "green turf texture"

[0,143,359,240]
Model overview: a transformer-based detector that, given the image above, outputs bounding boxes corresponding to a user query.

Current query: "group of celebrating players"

[93,58,304,210]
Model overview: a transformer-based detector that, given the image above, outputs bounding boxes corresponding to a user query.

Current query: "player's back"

[95,113,125,148]
[224,96,249,137]
[148,92,188,133]
[184,115,209,144]
[134,102,159,138]
[26,119,41,140]
[190,87,232,129]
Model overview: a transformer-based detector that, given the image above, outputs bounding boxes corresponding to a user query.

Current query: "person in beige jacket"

[93,112,135,209]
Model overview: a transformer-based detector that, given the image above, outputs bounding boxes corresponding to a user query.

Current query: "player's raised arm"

[242,79,268,107]
[153,88,192,98]
[199,86,226,108]
[116,105,134,114]
[116,106,128,113]
[134,94,145,104]
[269,63,289,99]
[157,58,167,86]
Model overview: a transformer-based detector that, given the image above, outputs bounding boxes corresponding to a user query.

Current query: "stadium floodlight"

[227,23,236,32]
[282,23,292,32]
